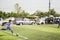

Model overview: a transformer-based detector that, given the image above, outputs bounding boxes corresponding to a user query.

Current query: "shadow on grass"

[0,35,4,36]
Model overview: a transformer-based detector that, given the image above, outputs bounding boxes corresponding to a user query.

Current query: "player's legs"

[7,27,14,35]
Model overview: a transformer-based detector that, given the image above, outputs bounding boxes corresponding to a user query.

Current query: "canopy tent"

[26,16,38,19]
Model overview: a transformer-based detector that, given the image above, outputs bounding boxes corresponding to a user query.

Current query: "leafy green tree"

[2,12,7,19]
[33,10,46,18]
[0,11,7,19]
[19,10,30,17]
[49,9,56,15]
[0,11,2,18]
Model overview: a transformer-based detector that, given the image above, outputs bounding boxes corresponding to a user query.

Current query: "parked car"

[15,18,35,25]
[36,19,45,25]
[1,18,13,26]
[0,17,15,26]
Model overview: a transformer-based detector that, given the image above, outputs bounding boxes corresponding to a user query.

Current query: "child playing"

[1,20,14,35]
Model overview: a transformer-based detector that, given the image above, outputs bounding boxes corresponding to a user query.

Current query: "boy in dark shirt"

[58,19,60,28]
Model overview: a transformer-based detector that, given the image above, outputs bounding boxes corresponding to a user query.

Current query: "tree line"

[32,9,60,18]
[0,10,30,19]
[0,8,60,19]
[0,3,60,19]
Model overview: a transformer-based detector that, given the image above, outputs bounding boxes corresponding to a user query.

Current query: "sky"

[0,0,60,14]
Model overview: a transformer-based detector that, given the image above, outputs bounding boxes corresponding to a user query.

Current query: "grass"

[0,31,21,40]
[0,24,60,40]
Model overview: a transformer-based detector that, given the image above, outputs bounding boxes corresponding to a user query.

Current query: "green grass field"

[0,24,60,40]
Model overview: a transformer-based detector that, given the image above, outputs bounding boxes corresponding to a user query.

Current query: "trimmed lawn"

[0,31,21,40]
[0,24,60,40]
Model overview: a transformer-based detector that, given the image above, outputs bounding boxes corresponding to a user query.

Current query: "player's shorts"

[7,27,11,30]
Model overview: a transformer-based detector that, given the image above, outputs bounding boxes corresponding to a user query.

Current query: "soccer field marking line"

[12,32,28,40]
[1,31,28,40]
[16,34,28,40]
[0,28,28,40]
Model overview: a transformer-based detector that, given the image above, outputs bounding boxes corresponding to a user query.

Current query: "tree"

[50,9,56,15]
[15,3,21,14]
[19,10,30,17]
[0,11,7,19]
[0,11,2,18]
[7,12,11,18]
[33,10,45,18]
[2,12,7,19]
